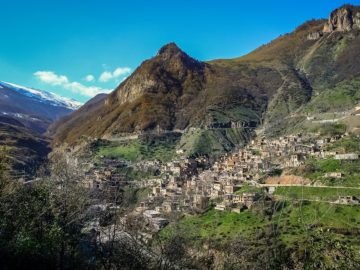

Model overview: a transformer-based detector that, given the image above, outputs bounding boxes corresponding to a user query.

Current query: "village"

[80,130,360,233]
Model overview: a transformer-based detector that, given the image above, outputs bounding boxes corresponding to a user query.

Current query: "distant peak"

[157,42,183,57]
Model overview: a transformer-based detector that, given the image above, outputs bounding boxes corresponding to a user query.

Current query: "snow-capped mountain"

[0,81,82,110]
[0,80,83,133]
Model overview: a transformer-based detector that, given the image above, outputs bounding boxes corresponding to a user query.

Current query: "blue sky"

[0,0,358,103]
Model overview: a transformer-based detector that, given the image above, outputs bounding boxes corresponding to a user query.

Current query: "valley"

[1,3,360,269]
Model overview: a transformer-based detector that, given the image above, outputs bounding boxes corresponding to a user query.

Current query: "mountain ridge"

[0,81,83,134]
[0,81,82,111]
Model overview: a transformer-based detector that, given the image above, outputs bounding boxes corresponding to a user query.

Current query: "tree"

[293,228,360,270]
[152,225,195,270]
[0,148,93,269]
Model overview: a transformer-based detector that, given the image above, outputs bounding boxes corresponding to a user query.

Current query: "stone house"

[215,203,226,211]
[324,172,343,178]
[337,196,360,205]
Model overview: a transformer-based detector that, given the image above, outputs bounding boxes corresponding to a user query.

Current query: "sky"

[0,0,359,103]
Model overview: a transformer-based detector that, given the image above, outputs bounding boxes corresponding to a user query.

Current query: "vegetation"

[0,120,51,178]
[93,133,180,163]
[159,200,360,269]
[234,185,263,195]
[179,127,252,158]
[308,123,347,136]
[0,151,158,270]
[160,208,265,243]
[0,152,91,269]
[274,186,360,201]
[295,157,360,187]
[303,77,360,114]
[119,186,151,211]
[115,166,160,180]
[323,135,360,153]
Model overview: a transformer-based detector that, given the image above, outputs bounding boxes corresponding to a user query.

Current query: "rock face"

[307,31,322,40]
[323,5,360,32]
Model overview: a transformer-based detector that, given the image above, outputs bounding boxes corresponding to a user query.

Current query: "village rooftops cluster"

[76,131,359,232]
[143,132,359,214]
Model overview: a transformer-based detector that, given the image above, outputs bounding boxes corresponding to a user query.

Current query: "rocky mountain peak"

[153,42,205,77]
[157,42,183,57]
[155,42,204,68]
[109,42,206,110]
[323,4,360,32]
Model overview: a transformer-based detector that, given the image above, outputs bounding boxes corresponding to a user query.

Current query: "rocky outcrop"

[307,31,322,40]
[323,5,360,33]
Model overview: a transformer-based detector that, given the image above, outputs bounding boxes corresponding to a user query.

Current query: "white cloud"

[99,67,131,82]
[85,74,95,82]
[34,71,68,85]
[99,71,113,82]
[65,81,111,97]
[113,67,131,77]
[34,71,111,97]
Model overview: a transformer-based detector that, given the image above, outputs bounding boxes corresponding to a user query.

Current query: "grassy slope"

[161,201,360,250]
[302,77,360,114]
[178,127,253,158]
[274,186,360,201]
[234,185,263,195]
[161,208,266,243]
[298,158,360,187]
[93,133,181,163]
[273,201,360,247]
[265,76,360,138]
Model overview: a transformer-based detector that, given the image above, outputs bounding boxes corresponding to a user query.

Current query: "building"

[215,203,226,211]
[324,172,343,178]
[336,196,360,205]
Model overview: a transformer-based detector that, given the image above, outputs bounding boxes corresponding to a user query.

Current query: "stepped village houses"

[80,132,359,230]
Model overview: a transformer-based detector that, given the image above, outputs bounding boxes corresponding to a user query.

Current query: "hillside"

[47,93,107,140]
[51,5,360,156]
[0,116,51,178]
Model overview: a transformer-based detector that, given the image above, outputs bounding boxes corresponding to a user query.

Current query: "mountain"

[0,81,83,133]
[51,5,360,155]
[0,81,83,177]
[47,93,107,140]
[51,42,266,147]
